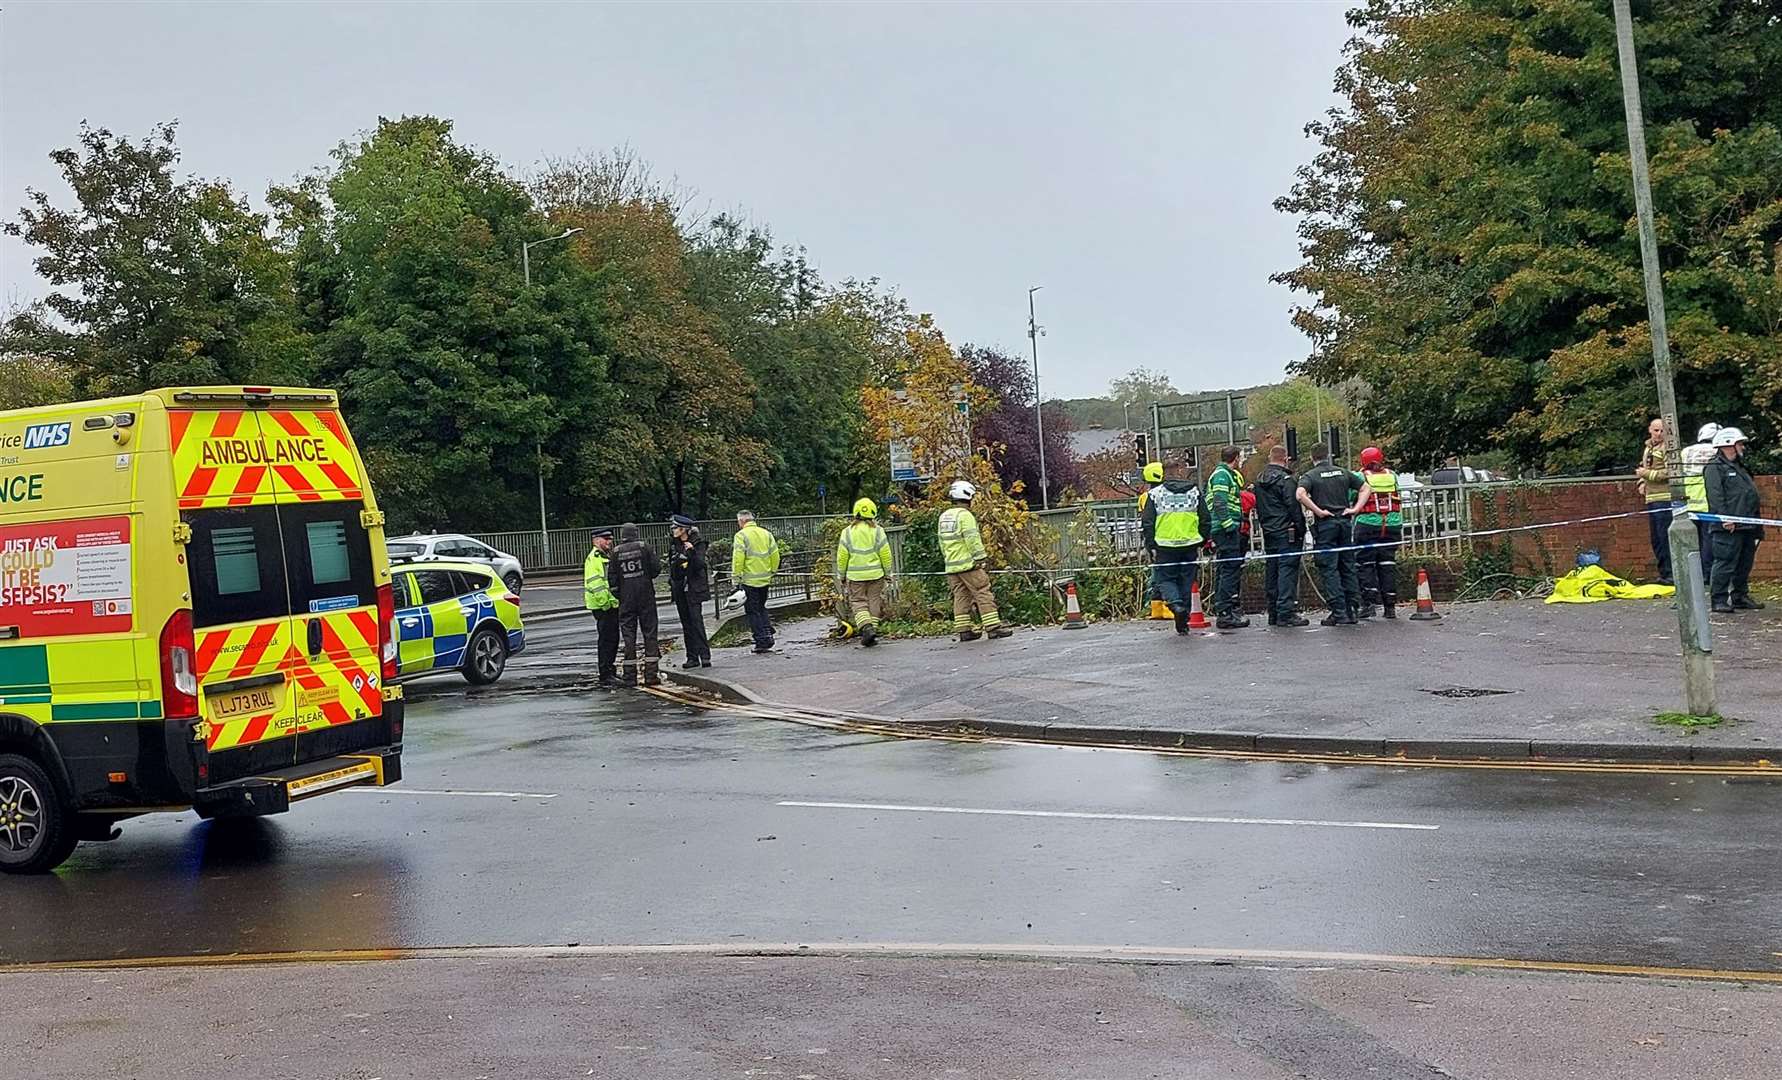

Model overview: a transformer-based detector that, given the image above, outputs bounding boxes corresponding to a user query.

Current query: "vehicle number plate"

[209,683,283,720]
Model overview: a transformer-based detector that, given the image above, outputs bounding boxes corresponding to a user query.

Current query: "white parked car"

[387,533,526,593]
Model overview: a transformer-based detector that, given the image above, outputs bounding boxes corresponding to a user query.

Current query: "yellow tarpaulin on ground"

[1545,565,1676,603]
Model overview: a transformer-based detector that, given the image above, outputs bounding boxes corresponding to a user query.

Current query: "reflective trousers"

[845,577,887,628]
[947,567,1000,631]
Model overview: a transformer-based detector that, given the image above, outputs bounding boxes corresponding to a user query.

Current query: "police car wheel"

[0,754,77,875]
[462,626,507,685]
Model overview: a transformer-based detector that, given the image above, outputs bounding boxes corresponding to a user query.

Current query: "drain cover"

[1419,686,1518,699]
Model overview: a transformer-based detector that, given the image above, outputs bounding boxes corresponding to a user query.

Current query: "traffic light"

[1327,424,1343,461]
[1134,432,1149,470]
[1284,424,1298,461]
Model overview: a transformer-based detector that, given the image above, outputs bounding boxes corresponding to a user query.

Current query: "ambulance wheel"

[0,754,77,875]
[462,626,508,685]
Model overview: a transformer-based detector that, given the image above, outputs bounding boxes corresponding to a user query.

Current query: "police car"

[390,559,525,685]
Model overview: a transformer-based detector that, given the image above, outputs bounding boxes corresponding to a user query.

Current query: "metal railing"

[472,515,833,574]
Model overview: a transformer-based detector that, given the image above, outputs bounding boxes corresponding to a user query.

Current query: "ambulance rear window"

[212,528,264,595]
[283,502,377,614]
[186,508,289,628]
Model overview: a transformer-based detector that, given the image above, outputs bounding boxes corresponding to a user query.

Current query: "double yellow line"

[5,942,1780,985]
[644,685,1780,777]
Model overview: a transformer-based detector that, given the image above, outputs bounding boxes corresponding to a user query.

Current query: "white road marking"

[348,788,559,800]
[778,800,1437,832]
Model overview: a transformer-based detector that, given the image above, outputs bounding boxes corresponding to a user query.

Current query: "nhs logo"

[23,423,71,450]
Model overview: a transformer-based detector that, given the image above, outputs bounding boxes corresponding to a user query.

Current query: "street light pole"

[521,227,583,567]
[1612,0,1715,715]
[1027,286,1049,510]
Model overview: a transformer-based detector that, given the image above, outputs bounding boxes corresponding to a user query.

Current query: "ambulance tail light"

[160,609,200,721]
[377,583,398,681]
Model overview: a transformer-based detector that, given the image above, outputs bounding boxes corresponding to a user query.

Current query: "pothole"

[1418,686,1519,699]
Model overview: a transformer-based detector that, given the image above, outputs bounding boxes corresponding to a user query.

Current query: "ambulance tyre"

[0,753,78,875]
[462,626,508,685]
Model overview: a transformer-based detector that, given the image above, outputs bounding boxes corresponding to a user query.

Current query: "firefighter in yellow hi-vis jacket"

[835,498,894,647]
[938,480,1012,642]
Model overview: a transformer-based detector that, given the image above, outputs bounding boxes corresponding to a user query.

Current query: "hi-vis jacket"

[583,549,617,611]
[835,521,892,582]
[938,506,988,573]
[732,522,781,587]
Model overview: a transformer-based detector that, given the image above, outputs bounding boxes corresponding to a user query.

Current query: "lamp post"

[1611,0,1714,715]
[1027,286,1049,510]
[521,227,582,566]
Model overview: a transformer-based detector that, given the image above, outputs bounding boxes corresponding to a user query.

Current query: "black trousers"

[592,609,619,684]
[1710,529,1760,604]
[743,584,774,648]
[1210,528,1245,616]
[1312,516,1360,618]
[1262,528,1301,620]
[1352,522,1401,609]
[674,591,710,662]
[1647,504,1674,582]
[619,602,660,685]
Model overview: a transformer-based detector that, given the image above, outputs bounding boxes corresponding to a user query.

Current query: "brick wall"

[1469,476,1780,583]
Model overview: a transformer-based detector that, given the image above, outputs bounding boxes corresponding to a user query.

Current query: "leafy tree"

[1277,0,1782,473]
[4,122,307,395]
[683,216,879,515]
[0,349,74,410]
[1246,377,1355,454]
[533,159,768,519]
[277,116,617,529]
[960,344,1080,506]
[1107,366,1182,415]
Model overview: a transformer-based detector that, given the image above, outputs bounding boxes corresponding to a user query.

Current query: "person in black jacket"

[607,523,663,686]
[1703,428,1766,614]
[667,514,712,669]
[1254,444,1309,627]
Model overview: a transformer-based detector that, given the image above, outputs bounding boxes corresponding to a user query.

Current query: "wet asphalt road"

[3,616,1780,974]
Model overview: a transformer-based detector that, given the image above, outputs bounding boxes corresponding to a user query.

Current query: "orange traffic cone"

[1062,581,1087,629]
[1409,568,1443,621]
[1187,578,1210,630]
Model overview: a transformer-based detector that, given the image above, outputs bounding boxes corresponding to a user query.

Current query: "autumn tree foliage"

[1276,0,1782,472]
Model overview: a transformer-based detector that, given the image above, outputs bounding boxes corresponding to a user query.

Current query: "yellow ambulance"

[0,386,403,873]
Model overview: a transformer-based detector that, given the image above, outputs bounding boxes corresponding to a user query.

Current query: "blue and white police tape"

[765,503,1688,578]
[1690,513,1782,528]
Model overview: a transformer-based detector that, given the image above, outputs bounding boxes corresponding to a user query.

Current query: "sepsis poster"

[0,515,134,637]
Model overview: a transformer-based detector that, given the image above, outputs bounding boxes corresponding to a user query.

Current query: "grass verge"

[1653,711,1726,732]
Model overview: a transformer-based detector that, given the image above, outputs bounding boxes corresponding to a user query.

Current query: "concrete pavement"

[673,599,1782,763]
[7,953,1777,1079]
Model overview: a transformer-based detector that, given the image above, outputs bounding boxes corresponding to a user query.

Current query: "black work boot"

[1732,597,1767,611]
[987,625,1014,639]
[1382,604,1397,619]
[1174,609,1189,635]
[1278,613,1310,627]
[1267,612,1278,626]
[1215,614,1251,630]
[1356,604,1376,620]
[861,625,878,647]
[1712,601,1736,614]
[958,629,982,642]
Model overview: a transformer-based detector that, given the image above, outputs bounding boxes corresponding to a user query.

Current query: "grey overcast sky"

[1,1,1352,400]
